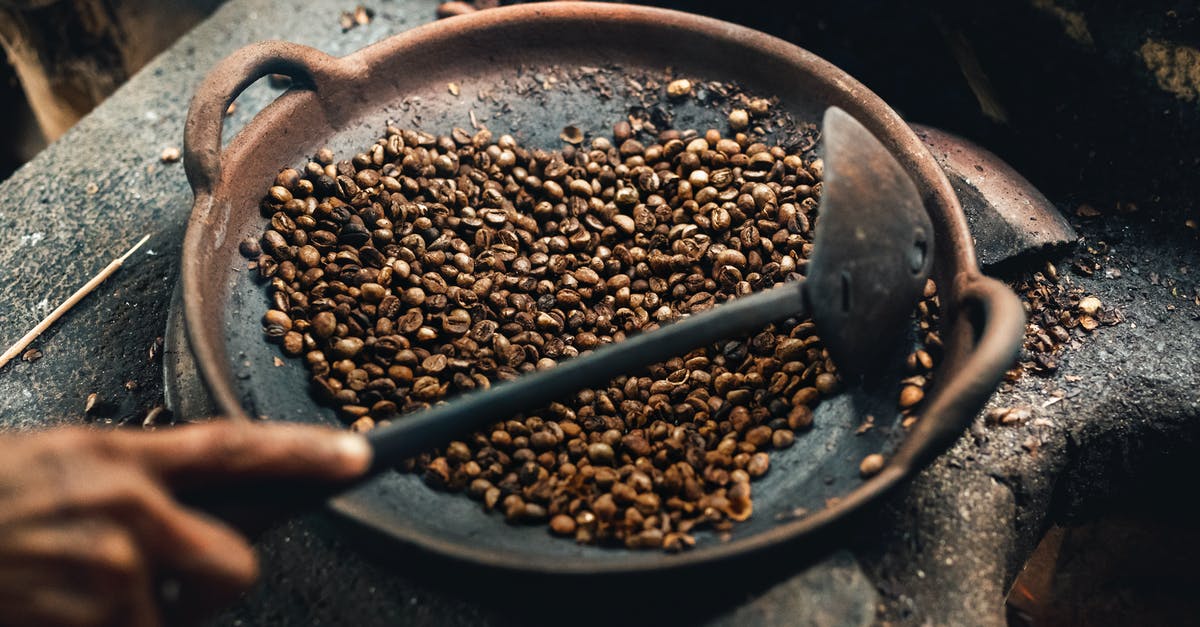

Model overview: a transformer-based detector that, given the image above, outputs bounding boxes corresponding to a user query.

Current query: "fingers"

[121,562,160,627]
[102,421,372,488]
[0,519,159,627]
[67,464,259,600]
[12,589,110,627]
[103,479,262,622]
[105,476,259,599]
[0,427,290,627]
[35,461,259,609]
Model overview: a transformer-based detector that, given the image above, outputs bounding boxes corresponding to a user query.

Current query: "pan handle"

[183,41,345,202]
[890,275,1025,471]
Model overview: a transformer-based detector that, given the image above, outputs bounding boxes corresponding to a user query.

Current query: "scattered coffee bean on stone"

[666,78,692,98]
[1006,255,1120,379]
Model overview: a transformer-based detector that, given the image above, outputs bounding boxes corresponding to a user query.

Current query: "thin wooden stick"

[0,233,151,369]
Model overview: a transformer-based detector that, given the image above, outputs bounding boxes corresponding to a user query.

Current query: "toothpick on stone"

[0,234,151,370]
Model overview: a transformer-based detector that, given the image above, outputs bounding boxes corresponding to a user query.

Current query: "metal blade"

[806,107,934,379]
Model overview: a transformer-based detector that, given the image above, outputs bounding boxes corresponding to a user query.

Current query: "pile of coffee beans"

[249,111,929,550]
[1004,259,1119,379]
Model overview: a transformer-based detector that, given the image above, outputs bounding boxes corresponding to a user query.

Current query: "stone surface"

[0,0,1197,626]
[709,550,877,627]
[863,208,1200,625]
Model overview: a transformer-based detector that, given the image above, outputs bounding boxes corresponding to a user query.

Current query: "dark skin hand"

[0,421,372,627]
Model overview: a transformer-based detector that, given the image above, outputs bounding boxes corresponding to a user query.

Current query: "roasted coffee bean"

[815,372,838,395]
[332,337,364,359]
[899,385,924,409]
[587,442,615,465]
[282,332,304,356]
[859,453,885,477]
[263,309,291,332]
[728,109,750,131]
[550,513,577,536]
[311,311,337,338]
[240,238,262,259]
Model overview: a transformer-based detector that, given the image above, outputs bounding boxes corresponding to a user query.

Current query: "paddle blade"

[806,107,934,379]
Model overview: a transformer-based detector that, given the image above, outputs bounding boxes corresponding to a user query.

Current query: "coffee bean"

[787,405,813,430]
[667,79,692,98]
[549,514,576,536]
[333,337,364,359]
[587,442,615,465]
[728,108,749,131]
[859,453,885,477]
[240,238,262,259]
[899,385,924,409]
[747,452,770,478]
[282,331,304,356]
[815,372,838,395]
[748,98,771,117]
[263,309,291,332]
[311,311,336,338]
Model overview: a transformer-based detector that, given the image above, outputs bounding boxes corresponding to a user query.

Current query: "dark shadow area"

[643,0,1200,211]
[0,61,43,181]
[1009,453,1200,626]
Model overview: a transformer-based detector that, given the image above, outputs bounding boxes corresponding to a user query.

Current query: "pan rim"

[181,1,992,575]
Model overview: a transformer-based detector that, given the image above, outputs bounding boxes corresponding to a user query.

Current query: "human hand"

[0,421,371,627]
